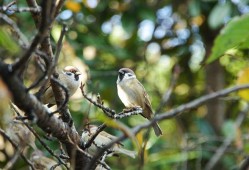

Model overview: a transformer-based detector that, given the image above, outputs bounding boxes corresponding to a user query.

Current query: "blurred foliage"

[0,27,20,56]
[1,0,249,170]
[207,14,249,64]
[237,67,249,101]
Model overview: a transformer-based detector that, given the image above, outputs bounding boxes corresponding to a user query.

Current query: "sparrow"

[117,68,162,136]
[39,66,81,105]
[81,125,136,159]
[31,150,62,170]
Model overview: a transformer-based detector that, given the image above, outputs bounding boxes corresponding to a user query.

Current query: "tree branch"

[12,0,53,72]
[11,103,69,169]
[87,84,249,168]
[80,83,143,119]
[0,62,90,170]
[204,103,249,170]
[0,128,35,170]
[0,13,29,47]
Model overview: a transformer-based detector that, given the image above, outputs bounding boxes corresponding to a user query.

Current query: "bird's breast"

[117,84,138,107]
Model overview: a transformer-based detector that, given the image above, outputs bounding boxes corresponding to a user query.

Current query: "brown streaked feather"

[88,125,124,146]
[135,80,153,119]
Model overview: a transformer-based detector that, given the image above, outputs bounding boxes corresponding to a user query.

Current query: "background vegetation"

[1,0,249,169]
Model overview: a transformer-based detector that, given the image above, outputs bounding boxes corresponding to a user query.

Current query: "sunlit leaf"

[65,1,81,12]
[0,28,20,55]
[208,2,231,29]
[239,39,249,49]
[206,14,249,64]
[237,67,249,101]
[136,131,143,147]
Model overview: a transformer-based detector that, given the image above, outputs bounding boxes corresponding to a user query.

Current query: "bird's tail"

[152,122,163,137]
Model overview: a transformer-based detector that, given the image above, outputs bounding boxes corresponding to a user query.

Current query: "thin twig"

[80,84,115,115]
[26,0,41,27]
[0,13,29,47]
[155,64,180,113]
[49,77,69,116]
[240,156,249,170]
[26,51,50,91]
[82,124,107,149]
[54,0,66,18]
[0,6,41,13]
[0,61,86,170]
[5,1,16,9]
[67,134,111,170]
[139,128,150,170]
[80,83,143,119]
[4,148,21,170]
[0,129,35,170]
[33,25,67,108]
[47,25,69,119]
[10,103,69,169]
[87,84,249,169]
[12,0,53,72]
[53,25,67,70]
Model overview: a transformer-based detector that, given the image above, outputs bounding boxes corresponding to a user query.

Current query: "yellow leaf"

[65,1,81,13]
[237,67,249,101]
[136,131,143,147]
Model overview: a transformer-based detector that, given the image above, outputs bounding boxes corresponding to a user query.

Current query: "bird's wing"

[135,80,153,119]
[99,131,124,146]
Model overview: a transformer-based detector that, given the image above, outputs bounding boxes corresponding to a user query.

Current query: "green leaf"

[0,28,20,55]
[222,120,236,138]
[206,14,249,64]
[188,0,201,17]
[138,7,156,22]
[208,2,231,30]
[239,39,249,49]
[121,12,137,34]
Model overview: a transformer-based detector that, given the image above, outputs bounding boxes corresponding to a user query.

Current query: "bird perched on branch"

[81,125,136,159]
[38,66,81,106]
[117,68,162,136]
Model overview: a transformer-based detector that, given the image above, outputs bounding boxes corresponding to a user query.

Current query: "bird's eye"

[128,73,132,77]
[66,72,72,76]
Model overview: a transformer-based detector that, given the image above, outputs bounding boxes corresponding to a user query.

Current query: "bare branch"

[12,0,54,72]
[26,0,41,27]
[80,83,143,119]
[49,76,71,126]
[0,62,89,170]
[0,128,35,170]
[53,25,67,71]
[5,1,16,9]
[0,6,41,13]
[155,64,180,113]
[54,0,66,17]
[87,84,249,168]
[48,25,69,116]
[82,124,107,149]
[26,51,50,91]
[10,103,69,169]
[240,156,249,170]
